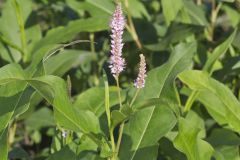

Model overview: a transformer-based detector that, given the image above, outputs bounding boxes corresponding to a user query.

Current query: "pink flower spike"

[109,3,126,77]
[134,54,147,89]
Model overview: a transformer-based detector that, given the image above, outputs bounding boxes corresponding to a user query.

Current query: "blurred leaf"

[161,0,183,25]
[179,70,240,132]
[25,107,55,131]
[145,23,201,51]
[128,0,150,20]
[173,111,214,160]
[214,146,240,160]
[48,145,76,160]
[119,42,196,160]
[181,0,208,26]
[204,29,237,73]
[85,0,114,15]
[220,0,235,2]
[9,147,29,160]
[207,128,240,147]
[45,50,96,76]
[222,5,240,27]
[0,129,8,160]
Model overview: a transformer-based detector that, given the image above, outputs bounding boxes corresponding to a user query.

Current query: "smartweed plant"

[0,0,240,160]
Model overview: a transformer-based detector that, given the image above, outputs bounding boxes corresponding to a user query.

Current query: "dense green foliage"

[0,0,240,159]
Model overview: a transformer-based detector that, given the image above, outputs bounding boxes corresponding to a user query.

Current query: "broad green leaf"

[181,87,227,125]
[73,87,125,117]
[174,111,214,160]
[179,70,240,132]
[161,0,183,25]
[119,42,196,160]
[27,76,100,134]
[0,64,33,141]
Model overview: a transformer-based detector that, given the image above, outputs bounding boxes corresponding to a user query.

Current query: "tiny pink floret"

[109,3,126,77]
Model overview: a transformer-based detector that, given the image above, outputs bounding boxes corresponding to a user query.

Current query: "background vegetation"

[0,0,240,159]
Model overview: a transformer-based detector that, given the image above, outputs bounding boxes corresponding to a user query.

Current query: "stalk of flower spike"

[109,3,126,78]
[134,54,147,89]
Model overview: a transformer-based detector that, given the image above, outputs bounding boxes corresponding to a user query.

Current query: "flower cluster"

[134,54,147,88]
[109,3,126,77]
[109,3,147,88]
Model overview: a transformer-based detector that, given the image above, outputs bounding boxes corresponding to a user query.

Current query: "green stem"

[130,89,140,107]
[0,35,24,56]
[115,76,124,157]
[124,0,142,50]
[105,75,116,159]
[184,91,199,112]
[13,0,28,62]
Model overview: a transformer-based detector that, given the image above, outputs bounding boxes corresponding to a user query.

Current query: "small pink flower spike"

[109,3,126,77]
[134,54,147,89]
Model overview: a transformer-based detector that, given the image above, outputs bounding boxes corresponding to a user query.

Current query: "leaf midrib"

[129,46,193,160]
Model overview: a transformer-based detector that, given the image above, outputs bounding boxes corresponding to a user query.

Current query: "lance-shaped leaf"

[119,42,196,160]
[27,75,101,134]
[179,70,240,132]
[173,111,214,160]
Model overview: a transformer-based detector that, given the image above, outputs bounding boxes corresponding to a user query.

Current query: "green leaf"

[203,29,237,73]
[0,64,33,146]
[24,107,55,131]
[207,128,240,147]
[181,0,208,26]
[0,129,8,160]
[179,70,240,132]
[161,0,183,25]
[184,29,237,112]
[73,87,125,117]
[85,0,114,15]
[181,87,227,125]
[27,75,101,134]
[110,110,127,130]
[220,0,235,2]
[30,17,109,55]
[119,42,196,160]
[128,0,150,20]
[45,49,96,76]
[173,111,214,160]
[214,146,240,160]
